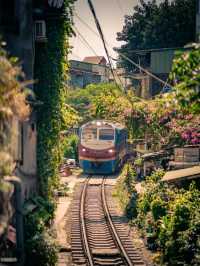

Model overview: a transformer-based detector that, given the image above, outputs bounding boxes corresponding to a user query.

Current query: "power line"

[87,0,121,89]
[74,12,172,88]
[74,23,123,88]
[117,52,172,88]
[75,12,99,38]
[74,25,99,57]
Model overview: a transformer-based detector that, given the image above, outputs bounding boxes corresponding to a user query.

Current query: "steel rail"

[80,177,94,266]
[101,177,134,266]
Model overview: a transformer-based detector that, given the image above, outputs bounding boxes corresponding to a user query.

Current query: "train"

[78,120,127,174]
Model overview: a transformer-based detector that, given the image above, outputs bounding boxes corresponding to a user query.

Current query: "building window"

[35,20,47,42]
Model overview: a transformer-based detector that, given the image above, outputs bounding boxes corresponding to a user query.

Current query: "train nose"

[91,162,102,168]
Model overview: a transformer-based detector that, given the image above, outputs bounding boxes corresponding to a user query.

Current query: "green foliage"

[170,45,200,114]
[24,197,56,266]
[146,169,165,183]
[117,0,196,71]
[134,157,143,167]
[114,163,138,219]
[0,46,29,179]
[25,231,58,266]
[63,134,79,161]
[24,197,55,240]
[30,2,76,265]
[67,82,124,122]
[34,1,76,200]
[151,198,166,221]
[136,171,200,265]
[0,45,30,243]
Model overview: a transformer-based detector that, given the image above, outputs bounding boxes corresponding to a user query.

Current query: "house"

[0,0,37,200]
[83,56,107,65]
[0,0,67,200]
[0,1,66,264]
[109,68,132,90]
[69,58,110,88]
[125,47,190,98]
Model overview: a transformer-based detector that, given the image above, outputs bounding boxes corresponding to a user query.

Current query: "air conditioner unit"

[35,20,47,42]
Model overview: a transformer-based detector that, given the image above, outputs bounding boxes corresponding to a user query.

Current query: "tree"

[117,0,196,71]
[170,45,200,114]
[66,82,124,122]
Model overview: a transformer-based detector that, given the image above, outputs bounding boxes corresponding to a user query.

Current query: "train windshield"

[99,129,114,141]
[82,128,97,141]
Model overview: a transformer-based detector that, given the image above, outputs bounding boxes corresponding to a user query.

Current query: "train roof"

[81,120,126,130]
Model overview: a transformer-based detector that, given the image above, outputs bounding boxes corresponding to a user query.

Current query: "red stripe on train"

[79,144,116,159]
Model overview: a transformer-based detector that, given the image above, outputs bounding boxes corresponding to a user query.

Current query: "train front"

[79,121,117,174]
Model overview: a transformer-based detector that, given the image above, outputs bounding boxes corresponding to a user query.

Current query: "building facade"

[0,1,65,264]
[69,57,110,88]
[124,47,190,98]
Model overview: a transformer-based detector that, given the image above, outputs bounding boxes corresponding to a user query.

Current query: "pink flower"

[191,138,200,144]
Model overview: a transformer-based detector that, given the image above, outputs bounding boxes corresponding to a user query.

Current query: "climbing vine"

[34,0,76,200]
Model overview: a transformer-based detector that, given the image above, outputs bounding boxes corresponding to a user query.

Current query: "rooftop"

[128,47,189,54]
[162,166,200,183]
[83,56,107,65]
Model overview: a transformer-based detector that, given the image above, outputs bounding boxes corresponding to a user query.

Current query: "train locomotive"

[78,120,127,174]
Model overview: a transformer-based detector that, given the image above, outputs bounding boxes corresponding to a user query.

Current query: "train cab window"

[99,129,114,141]
[82,128,97,141]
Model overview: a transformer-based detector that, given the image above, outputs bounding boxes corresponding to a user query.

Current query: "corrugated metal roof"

[48,0,64,8]
[150,50,175,74]
[162,166,200,182]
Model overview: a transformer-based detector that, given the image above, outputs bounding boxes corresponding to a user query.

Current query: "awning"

[162,166,200,183]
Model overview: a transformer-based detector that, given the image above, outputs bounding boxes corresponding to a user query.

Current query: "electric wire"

[87,0,122,89]
[74,26,123,86]
[75,12,123,85]
[74,25,99,57]
[74,12,172,88]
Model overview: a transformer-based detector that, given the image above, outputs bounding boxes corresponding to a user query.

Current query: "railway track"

[71,176,146,266]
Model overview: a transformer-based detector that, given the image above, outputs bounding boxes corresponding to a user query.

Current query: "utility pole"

[196,0,200,42]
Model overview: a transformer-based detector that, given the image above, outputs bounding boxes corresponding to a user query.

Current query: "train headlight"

[82,148,86,152]
[108,149,114,153]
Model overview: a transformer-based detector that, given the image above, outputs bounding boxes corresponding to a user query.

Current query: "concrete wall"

[70,71,101,88]
[69,60,109,88]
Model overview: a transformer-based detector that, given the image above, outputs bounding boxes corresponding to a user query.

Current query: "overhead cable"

[75,12,173,88]
[87,0,121,88]
[74,25,99,56]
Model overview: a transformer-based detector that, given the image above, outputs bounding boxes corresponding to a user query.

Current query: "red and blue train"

[78,120,127,174]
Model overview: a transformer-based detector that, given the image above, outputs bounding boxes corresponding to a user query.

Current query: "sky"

[69,0,136,61]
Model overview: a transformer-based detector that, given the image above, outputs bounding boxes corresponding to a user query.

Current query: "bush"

[24,197,57,266]
[63,134,79,161]
[136,171,200,265]
[114,163,138,219]
[151,198,166,221]
[25,231,58,266]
